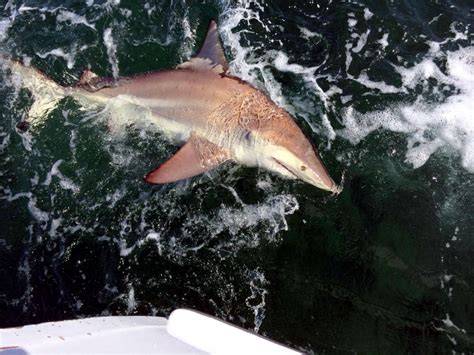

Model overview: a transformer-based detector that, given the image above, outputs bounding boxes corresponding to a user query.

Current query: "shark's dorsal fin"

[196,20,228,71]
[144,135,229,184]
[177,20,229,74]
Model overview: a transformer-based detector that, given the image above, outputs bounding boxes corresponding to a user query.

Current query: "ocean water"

[0,0,473,353]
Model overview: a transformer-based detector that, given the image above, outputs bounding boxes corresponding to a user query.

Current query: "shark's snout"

[302,151,341,193]
[270,145,340,193]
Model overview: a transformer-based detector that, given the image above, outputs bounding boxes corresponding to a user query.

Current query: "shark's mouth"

[273,158,298,179]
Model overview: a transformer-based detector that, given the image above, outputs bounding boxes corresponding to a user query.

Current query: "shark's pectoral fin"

[177,20,229,74]
[144,135,229,184]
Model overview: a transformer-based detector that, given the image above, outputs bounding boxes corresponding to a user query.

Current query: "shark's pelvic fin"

[177,20,229,74]
[144,135,229,184]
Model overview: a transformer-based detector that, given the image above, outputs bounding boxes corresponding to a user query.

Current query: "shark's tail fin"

[1,57,66,121]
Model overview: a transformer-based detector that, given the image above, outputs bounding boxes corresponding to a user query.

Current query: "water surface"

[0,0,473,353]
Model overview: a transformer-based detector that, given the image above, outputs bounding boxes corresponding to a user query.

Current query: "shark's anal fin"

[144,135,229,184]
[177,20,229,74]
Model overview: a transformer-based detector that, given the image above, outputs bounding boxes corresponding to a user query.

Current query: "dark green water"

[1,0,473,353]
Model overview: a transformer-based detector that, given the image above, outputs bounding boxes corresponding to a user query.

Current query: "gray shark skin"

[3,20,340,193]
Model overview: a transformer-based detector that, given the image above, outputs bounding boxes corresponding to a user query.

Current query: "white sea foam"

[352,29,370,53]
[43,160,79,192]
[105,187,127,207]
[119,231,162,257]
[37,48,76,69]
[56,10,95,30]
[117,191,299,261]
[341,46,474,172]
[347,18,357,28]
[49,218,62,237]
[119,8,132,18]
[126,285,137,313]
[0,19,11,41]
[27,196,49,225]
[4,0,18,20]
[180,13,195,58]
[442,313,466,333]
[1,190,32,202]
[273,52,335,140]
[102,0,120,12]
[298,26,319,40]
[103,27,119,79]
[17,5,37,14]
[363,8,373,20]
[245,269,268,333]
[216,193,299,236]
[353,72,400,94]
[378,33,389,49]
[16,128,34,152]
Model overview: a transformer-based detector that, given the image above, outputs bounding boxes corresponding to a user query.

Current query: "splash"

[117,192,299,261]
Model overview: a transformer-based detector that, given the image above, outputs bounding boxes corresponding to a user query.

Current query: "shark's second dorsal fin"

[177,20,229,74]
[79,68,98,85]
[76,67,117,92]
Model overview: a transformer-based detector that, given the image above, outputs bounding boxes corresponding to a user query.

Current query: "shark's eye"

[244,130,252,141]
[301,165,307,171]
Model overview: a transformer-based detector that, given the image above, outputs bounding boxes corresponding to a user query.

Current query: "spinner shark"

[4,20,340,193]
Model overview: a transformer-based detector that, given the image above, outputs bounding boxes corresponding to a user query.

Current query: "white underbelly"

[88,94,193,142]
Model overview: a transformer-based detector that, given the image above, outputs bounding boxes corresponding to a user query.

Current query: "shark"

[3,20,340,193]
